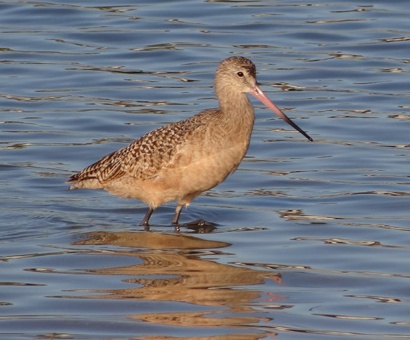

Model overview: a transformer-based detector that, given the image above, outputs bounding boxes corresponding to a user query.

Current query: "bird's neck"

[216,92,255,140]
[218,91,254,120]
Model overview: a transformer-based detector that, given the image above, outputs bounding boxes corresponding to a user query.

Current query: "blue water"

[1,1,410,339]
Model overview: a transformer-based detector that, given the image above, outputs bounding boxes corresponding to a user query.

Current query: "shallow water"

[1,0,410,339]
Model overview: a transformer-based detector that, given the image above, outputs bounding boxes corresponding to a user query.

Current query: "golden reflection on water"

[140,333,273,340]
[74,231,281,336]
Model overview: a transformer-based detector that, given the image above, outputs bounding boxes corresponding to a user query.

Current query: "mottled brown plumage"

[68,56,312,226]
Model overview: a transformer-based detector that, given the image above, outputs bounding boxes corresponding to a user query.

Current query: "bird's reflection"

[74,230,282,337]
[143,219,217,233]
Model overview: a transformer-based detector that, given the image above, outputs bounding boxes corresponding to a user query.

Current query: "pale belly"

[104,141,248,209]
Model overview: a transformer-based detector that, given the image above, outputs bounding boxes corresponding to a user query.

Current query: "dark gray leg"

[140,207,154,226]
[172,205,183,225]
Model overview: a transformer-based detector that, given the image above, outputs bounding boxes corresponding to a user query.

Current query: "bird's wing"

[69,114,208,184]
[122,118,204,180]
[68,148,127,184]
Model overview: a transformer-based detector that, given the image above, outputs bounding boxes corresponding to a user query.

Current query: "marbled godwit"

[68,56,313,226]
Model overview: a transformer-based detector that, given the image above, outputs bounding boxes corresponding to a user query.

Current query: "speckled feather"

[68,111,212,184]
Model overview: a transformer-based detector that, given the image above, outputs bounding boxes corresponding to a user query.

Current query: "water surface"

[1,0,410,339]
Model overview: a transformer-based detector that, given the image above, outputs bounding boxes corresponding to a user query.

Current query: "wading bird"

[68,56,313,226]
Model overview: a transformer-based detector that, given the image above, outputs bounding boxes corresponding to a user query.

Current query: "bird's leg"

[172,205,183,225]
[140,207,154,227]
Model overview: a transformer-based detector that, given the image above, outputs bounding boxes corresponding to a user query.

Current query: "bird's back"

[68,109,219,190]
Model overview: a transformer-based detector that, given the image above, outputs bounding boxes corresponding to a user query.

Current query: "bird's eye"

[237,71,244,77]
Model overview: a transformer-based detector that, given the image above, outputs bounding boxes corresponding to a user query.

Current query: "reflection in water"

[140,332,274,340]
[279,209,342,222]
[144,219,217,233]
[74,231,281,336]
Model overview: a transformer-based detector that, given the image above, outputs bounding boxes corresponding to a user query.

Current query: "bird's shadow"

[144,219,217,234]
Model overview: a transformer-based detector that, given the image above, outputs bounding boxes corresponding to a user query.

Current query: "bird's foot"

[182,219,217,233]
